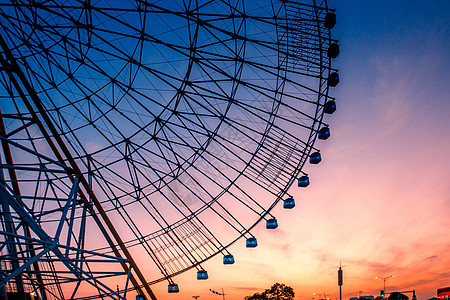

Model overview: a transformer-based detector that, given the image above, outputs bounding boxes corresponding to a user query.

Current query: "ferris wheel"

[0,0,339,299]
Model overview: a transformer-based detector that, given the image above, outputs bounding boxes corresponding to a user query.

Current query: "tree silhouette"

[245,283,295,300]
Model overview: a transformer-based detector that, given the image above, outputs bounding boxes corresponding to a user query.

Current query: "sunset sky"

[148,1,450,299]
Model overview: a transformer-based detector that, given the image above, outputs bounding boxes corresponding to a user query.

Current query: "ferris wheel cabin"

[283,196,295,209]
[266,218,278,229]
[324,12,336,29]
[327,72,340,87]
[168,283,179,293]
[197,270,208,280]
[324,100,337,114]
[246,237,258,248]
[298,175,310,187]
[309,152,322,164]
[318,127,331,140]
[328,43,340,58]
[223,254,235,264]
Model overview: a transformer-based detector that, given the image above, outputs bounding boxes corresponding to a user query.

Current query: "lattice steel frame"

[0,0,338,299]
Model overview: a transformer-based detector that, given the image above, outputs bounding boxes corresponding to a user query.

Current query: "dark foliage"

[245,283,295,300]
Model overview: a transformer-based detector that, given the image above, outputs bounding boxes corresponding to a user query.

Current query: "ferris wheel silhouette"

[0,1,339,299]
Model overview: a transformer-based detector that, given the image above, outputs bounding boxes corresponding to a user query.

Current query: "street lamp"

[375,275,395,293]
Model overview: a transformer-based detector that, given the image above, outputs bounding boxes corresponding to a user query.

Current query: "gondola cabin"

[324,100,336,114]
[324,12,336,29]
[327,43,340,58]
[197,270,208,280]
[318,127,330,140]
[309,152,322,164]
[223,254,235,264]
[283,196,295,209]
[168,283,179,293]
[136,295,146,300]
[266,218,278,229]
[298,175,310,187]
[327,72,339,87]
[246,237,258,248]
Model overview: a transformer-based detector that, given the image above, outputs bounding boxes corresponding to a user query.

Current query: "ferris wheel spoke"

[86,160,196,278]
[203,116,310,195]
[172,164,258,228]
[101,144,263,251]
[97,168,231,278]
[100,186,191,279]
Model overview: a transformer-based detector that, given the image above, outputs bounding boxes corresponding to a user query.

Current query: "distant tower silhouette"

[338,262,345,300]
